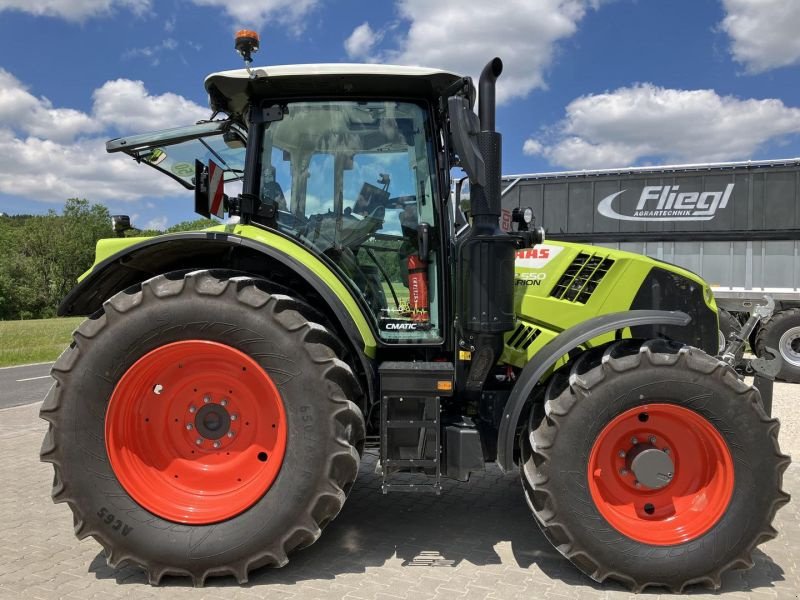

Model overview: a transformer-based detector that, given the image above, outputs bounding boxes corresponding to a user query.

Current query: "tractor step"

[378,362,454,494]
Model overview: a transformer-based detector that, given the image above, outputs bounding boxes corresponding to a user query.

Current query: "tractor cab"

[107,65,471,343]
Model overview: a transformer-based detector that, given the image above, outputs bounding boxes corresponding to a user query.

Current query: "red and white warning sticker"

[208,160,225,218]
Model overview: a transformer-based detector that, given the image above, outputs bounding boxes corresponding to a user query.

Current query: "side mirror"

[194,160,209,218]
[111,215,132,237]
[194,159,226,219]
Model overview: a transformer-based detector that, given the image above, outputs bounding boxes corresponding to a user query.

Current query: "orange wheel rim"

[105,340,287,524]
[587,403,734,545]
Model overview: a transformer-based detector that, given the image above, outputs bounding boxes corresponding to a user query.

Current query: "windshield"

[258,100,441,341]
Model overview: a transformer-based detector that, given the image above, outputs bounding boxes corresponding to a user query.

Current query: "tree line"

[1,199,214,320]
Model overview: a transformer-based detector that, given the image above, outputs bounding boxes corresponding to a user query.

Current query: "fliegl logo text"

[598,184,733,222]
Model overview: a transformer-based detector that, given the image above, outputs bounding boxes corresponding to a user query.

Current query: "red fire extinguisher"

[407,254,429,323]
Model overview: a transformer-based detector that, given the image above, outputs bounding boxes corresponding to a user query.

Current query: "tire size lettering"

[97,507,133,537]
[300,405,314,434]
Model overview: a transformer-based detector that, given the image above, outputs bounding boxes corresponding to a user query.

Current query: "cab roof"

[204,63,470,118]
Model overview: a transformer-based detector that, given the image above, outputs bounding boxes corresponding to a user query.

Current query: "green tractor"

[41,36,789,591]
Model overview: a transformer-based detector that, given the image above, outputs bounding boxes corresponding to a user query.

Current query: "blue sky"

[0,0,799,229]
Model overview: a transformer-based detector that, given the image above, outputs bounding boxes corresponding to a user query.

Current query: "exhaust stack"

[469,58,503,227]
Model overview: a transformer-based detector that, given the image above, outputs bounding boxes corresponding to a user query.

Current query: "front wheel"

[521,339,790,592]
[40,271,365,585]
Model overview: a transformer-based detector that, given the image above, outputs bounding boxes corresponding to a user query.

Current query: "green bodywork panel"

[82,231,714,368]
[81,225,378,359]
[499,240,717,368]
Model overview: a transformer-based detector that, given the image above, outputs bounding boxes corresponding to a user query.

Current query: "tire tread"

[40,270,365,586]
[520,340,791,592]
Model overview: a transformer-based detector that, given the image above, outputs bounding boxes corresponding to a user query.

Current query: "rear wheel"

[521,339,790,592]
[40,270,365,585]
[755,307,800,382]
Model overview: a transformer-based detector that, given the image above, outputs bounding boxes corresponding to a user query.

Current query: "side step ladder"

[378,362,454,494]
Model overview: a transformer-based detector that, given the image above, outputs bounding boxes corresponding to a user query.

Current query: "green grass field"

[0,317,83,367]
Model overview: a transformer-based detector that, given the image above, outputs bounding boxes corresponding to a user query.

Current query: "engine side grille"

[550,252,615,304]
[506,322,542,350]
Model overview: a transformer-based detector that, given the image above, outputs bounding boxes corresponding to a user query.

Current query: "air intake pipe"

[455,58,517,393]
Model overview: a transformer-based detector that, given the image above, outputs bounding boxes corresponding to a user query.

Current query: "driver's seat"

[260,180,287,212]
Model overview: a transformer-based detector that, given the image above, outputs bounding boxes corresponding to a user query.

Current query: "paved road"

[0,399,798,600]
[0,363,53,410]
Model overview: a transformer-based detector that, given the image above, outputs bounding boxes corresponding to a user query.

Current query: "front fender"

[496,310,691,472]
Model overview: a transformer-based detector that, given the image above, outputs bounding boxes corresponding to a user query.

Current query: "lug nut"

[649,436,657,444]
[619,468,628,476]
[220,399,228,407]
[230,414,238,421]
[213,441,221,449]
[188,406,196,414]
[618,450,626,458]
[663,448,671,455]
[631,437,638,445]
[185,423,193,430]
[227,431,234,438]
[195,438,203,445]
[203,395,211,404]
[635,480,641,488]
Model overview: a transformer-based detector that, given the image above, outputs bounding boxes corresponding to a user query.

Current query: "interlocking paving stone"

[0,400,797,600]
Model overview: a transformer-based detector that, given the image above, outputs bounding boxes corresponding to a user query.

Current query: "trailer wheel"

[40,270,365,585]
[755,307,800,382]
[520,339,790,592]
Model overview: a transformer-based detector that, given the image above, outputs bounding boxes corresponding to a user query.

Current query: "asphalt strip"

[0,361,54,370]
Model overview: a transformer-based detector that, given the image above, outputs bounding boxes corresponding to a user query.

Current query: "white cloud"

[93,79,207,133]
[346,0,602,103]
[189,0,318,30]
[123,38,180,67]
[525,84,800,169]
[0,70,102,143]
[0,0,150,21]
[344,22,380,60]
[522,139,543,156]
[0,70,204,204]
[144,215,168,231]
[0,131,182,202]
[720,0,800,74]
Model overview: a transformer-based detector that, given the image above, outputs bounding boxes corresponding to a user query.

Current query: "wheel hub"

[194,401,232,440]
[778,326,800,367]
[627,444,674,490]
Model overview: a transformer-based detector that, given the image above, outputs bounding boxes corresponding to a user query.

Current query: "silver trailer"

[501,158,800,381]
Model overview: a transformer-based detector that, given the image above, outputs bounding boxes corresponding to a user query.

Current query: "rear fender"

[62,231,373,346]
[496,310,691,472]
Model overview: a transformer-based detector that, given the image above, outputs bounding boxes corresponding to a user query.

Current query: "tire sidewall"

[547,351,777,581]
[55,282,347,571]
